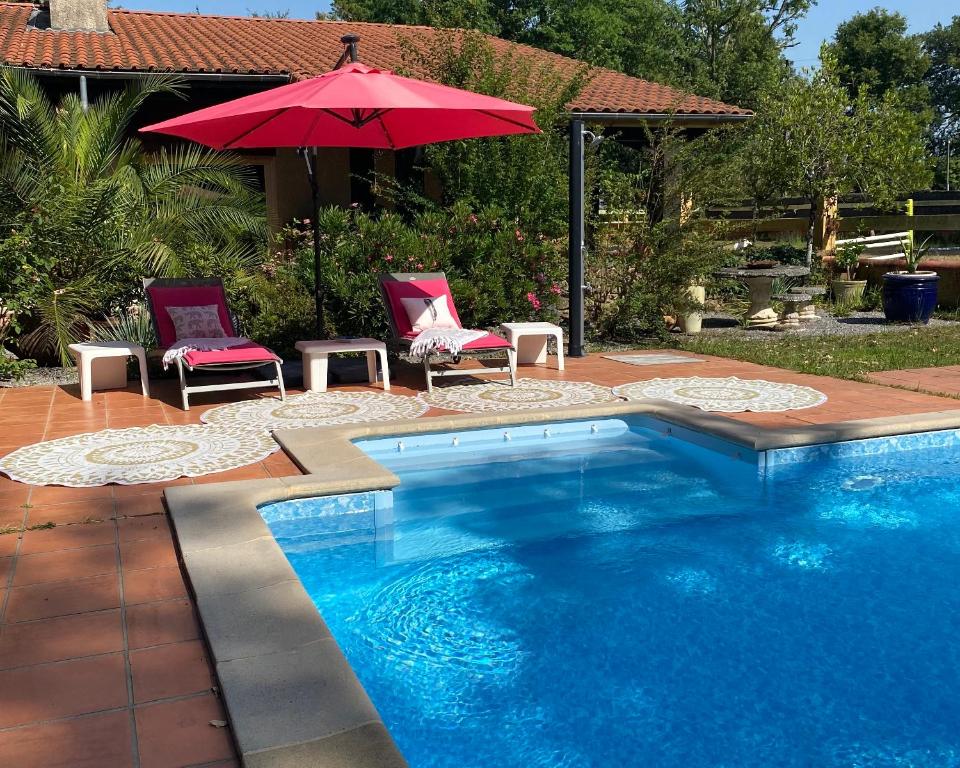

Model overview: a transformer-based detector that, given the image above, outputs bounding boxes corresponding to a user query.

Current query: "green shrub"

[284,202,565,339]
[0,352,35,382]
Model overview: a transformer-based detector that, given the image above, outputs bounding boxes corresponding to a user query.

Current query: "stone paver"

[1,355,959,765]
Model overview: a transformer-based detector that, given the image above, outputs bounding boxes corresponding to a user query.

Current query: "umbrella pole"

[301,147,325,337]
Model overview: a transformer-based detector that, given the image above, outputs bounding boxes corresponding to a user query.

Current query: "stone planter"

[882,271,939,324]
[679,284,705,334]
[831,279,867,304]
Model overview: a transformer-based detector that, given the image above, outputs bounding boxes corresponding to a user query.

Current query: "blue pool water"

[262,420,960,767]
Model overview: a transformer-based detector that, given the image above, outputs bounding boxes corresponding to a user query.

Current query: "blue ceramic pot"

[882,272,940,324]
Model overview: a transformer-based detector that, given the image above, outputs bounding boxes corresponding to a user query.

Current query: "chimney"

[49,0,110,33]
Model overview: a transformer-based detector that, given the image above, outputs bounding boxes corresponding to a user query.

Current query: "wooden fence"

[707,191,960,237]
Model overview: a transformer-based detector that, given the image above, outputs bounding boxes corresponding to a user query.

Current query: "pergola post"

[568,119,586,358]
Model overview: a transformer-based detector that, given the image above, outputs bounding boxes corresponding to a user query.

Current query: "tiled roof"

[0,3,750,116]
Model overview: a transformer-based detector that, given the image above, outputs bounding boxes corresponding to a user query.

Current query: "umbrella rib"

[375,112,396,150]
[223,107,292,149]
[476,109,537,132]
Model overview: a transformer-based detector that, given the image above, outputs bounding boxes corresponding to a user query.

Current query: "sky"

[118,0,957,70]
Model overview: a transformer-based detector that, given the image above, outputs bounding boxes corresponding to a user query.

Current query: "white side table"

[295,338,391,393]
[499,322,565,371]
[68,342,150,402]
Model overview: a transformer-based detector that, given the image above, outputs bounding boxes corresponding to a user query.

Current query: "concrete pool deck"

[4,351,960,766]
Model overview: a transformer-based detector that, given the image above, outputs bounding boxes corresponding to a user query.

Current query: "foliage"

[925,16,960,187]
[0,353,35,382]
[333,0,813,110]
[242,247,317,356]
[743,242,807,266]
[586,125,743,340]
[0,68,266,364]
[744,61,932,262]
[899,235,934,274]
[834,242,865,280]
[678,0,811,109]
[289,203,565,339]
[92,304,158,350]
[824,9,931,113]
[397,30,585,238]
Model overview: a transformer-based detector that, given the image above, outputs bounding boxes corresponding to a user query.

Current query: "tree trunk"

[805,195,816,267]
[813,195,838,254]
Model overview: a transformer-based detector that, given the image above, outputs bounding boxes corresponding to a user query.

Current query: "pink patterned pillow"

[166,305,227,340]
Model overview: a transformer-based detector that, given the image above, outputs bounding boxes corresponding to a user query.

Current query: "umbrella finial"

[336,34,360,67]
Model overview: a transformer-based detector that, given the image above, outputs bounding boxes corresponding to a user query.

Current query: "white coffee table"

[68,341,150,402]
[295,338,390,393]
[499,322,565,371]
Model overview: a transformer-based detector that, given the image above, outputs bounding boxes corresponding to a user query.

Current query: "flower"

[525,292,541,311]
[385,254,394,262]
[550,283,563,295]
[416,263,424,270]
[302,218,311,226]
[468,214,478,224]
[515,229,525,242]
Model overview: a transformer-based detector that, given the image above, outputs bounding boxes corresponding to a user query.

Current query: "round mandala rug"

[612,377,827,413]
[419,378,620,413]
[201,391,429,432]
[0,424,279,487]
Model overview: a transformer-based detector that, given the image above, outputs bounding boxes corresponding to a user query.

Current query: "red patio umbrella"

[141,55,541,333]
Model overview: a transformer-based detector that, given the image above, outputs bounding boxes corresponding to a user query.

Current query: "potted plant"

[882,236,939,323]
[831,242,867,304]
[679,280,706,334]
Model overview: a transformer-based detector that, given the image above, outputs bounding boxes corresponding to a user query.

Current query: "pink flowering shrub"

[286,201,565,338]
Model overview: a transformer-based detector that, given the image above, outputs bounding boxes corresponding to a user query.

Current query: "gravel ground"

[699,310,960,338]
[1,365,78,388]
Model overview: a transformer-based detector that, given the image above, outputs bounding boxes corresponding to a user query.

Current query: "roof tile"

[0,3,749,115]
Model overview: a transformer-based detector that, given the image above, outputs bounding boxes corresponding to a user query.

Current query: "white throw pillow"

[167,304,227,340]
[400,295,459,333]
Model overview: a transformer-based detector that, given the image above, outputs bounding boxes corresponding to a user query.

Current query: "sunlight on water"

[265,425,960,768]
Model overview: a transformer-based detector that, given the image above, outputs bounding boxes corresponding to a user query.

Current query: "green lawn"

[666,326,960,381]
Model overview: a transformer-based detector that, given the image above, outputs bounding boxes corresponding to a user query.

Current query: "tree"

[824,9,930,113]
[0,69,265,363]
[679,0,814,108]
[329,0,496,31]
[926,16,960,187]
[396,30,587,236]
[745,61,932,264]
[329,1,814,108]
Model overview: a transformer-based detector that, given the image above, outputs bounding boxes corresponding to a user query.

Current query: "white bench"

[836,232,910,263]
[295,338,390,393]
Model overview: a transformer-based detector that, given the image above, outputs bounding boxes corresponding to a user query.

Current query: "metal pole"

[301,147,325,336]
[948,138,952,192]
[79,74,88,112]
[568,119,586,357]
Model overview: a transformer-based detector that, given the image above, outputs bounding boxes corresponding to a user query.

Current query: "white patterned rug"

[201,391,429,432]
[419,378,620,413]
[604,353,704,366]
[0,424,279,487]
[612,377,828,413]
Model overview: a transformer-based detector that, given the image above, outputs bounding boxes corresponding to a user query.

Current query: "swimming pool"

[260,418,960,767]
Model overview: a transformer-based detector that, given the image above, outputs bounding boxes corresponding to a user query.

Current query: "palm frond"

[20,277,101,365]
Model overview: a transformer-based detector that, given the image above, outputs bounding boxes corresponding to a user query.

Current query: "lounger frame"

[378,272,516,393]
[143,278,286,410]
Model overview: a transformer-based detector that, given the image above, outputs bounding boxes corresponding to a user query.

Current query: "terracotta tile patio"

[1,351,959,767]
[866,364,960,398]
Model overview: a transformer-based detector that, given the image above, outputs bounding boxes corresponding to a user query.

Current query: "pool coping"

[164,401,960,767]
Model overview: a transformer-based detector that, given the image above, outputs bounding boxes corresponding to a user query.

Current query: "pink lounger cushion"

[183,342,280,367]
[146,285,234,348]
[382,278,465,337]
